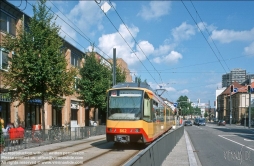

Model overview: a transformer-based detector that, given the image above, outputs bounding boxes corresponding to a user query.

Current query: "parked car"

[184,120,192,126]
[218,120,226,126]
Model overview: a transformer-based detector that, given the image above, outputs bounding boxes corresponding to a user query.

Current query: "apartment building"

[1,0,130,129]
[108,58,132,82]
[217,81,254,124]
[222,68,246,87]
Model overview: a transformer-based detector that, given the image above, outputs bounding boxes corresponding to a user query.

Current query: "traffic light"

[248,85,251,93]
[230,85,234,92]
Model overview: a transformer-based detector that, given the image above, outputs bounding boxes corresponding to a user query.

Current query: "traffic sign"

[173,103,178,107]
[233,88,238,93]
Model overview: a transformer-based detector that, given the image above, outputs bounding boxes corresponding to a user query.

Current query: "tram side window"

[143,98,151,122]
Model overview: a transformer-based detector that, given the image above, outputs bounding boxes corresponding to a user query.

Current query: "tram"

[106,82,174,144]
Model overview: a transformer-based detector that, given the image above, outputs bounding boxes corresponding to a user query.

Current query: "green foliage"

[77,51,111,111]
[194,107,202,115]
[116,66,126,84]
[2,0,77,106]
[0,121,4,146]
[204,112,208,118]
[2,0,77,131]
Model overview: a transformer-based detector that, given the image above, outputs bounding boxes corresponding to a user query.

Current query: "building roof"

[221,81,243,95]
[220,81,254,96]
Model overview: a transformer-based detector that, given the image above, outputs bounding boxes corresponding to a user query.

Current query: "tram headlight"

[108,128,112,132]
[135,128,140,132]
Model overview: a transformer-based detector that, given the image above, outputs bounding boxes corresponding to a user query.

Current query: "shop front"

[52,105,62,127]
[25,99,42,128]
[0,93,11,127]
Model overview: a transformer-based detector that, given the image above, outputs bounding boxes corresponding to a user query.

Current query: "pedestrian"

[0,115,4,129]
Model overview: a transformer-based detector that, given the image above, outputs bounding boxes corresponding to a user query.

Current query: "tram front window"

[108,96,142,120]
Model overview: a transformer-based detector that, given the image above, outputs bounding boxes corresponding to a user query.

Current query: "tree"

[177,95,191,116]
[115,65,126,84]
[204,112,208,118]
[77,50,111,112]
[2,0,77,134]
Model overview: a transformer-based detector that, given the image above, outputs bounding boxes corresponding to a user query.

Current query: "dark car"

[218,120,226,126]
[194,118,199,125]
[197,118,206,126]
[194,118,206,126]
[184,120,192,126]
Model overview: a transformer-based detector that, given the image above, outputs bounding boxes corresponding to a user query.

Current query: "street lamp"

[230,85,233,125]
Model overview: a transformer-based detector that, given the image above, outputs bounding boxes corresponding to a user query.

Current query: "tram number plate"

[120,129,127,133]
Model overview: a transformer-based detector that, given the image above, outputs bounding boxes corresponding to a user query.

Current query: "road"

[185,122,254,166]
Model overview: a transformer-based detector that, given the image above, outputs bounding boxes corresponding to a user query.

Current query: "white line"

[218,135,254,151]
[185,130,199,166]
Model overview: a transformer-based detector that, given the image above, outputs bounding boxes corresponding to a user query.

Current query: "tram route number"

[120,129,127,133]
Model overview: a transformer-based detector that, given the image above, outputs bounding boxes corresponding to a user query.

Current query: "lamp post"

[230,85,233,125]
[248,85,251,128]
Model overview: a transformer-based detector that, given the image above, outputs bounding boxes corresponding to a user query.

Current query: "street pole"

[249,87,251,128]
[113,48,116,86]
[230,91,232,125]
[244,94,246,128]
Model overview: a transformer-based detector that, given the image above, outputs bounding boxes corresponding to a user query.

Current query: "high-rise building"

[222,68,246,87]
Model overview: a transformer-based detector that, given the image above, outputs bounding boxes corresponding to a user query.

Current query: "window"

[71,51,81,68]
[0,49,9,70]
[0,10,16,36]
[73,77,80,90]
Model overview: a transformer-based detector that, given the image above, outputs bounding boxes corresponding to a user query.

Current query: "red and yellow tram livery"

[106,82,174,144]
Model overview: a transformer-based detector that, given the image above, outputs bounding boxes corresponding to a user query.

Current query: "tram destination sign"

[119,90,142,96]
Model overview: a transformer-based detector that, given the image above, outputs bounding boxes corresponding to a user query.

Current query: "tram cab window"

[143,93,152,122]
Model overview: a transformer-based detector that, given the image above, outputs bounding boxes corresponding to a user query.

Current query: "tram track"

[74,144,143,166]
[1,137,146,166]
[1,137,106,165]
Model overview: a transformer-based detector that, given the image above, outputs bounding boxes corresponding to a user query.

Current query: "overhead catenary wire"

[20,1,88,56]
[190,0,230,72]
[95,1,161,86]
[107,0,164,84]
[48,0,112,60]
[181,0,227,73]
[130,54,246,73]
[25,0,112,60]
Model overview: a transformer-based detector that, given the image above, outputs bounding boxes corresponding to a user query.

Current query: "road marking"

[184,130,198,166]
[244,139,254,142]
[218,135,254,151]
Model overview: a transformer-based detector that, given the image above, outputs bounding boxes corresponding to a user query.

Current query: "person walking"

[0,115,4,129]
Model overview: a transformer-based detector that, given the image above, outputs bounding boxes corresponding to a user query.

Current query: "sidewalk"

[162,129,201,166]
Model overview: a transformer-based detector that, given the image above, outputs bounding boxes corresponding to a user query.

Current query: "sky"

[7,0,254,108]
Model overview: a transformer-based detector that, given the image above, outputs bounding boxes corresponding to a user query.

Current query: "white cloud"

[153,51,182,64]
[172,22,196,42]
[180,89,189,94]
[244,42,254,56]
[98,24,142,66]
[197,22,216,32]
[53,1,106,47]
[153,43,176,56]
[211,28,254,43]
[137,41,154,55]
[138,1,171,20]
